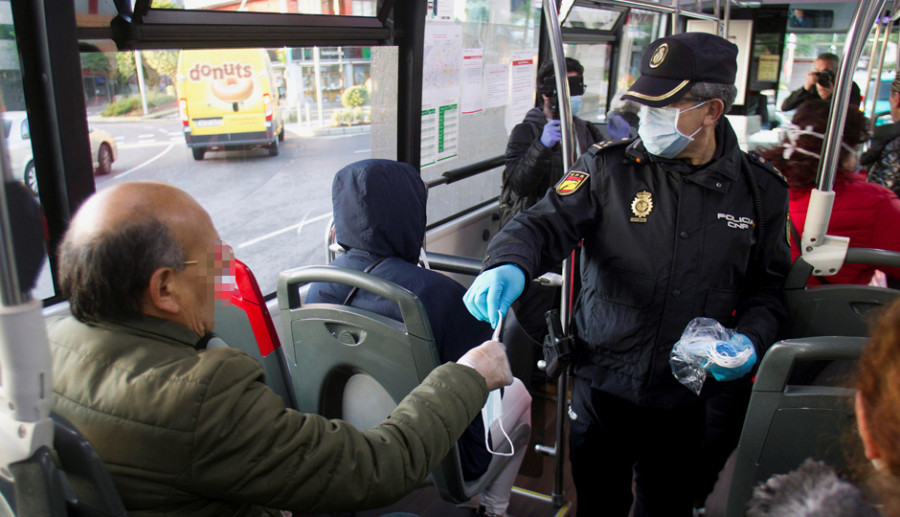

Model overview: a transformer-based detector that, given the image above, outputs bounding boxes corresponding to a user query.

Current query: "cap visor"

[622,76,693,108]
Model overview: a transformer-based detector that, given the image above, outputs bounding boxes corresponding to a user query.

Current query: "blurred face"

[176,215,235,336]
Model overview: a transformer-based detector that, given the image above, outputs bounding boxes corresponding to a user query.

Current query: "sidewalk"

[285,121,371,137]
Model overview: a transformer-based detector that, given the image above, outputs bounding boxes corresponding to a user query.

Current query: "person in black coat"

[780,52,861,112]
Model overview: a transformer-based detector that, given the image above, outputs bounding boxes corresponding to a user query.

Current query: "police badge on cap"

[622,32,738,108]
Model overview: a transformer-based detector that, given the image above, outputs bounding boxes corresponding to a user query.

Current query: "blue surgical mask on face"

[637,100,708,158]
[570,95,583,115]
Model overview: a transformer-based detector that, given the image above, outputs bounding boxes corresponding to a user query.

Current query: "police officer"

[463,33,790,517]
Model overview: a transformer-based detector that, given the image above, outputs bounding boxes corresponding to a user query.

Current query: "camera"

[815,69,835,89]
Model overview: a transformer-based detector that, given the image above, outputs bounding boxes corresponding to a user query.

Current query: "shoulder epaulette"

[747,151,788,187]
[589,137,634,155]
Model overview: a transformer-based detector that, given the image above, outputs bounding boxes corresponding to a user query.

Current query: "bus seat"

[276,265,529,504]
[214,259,297,409]
[3,413,126,517]
[785,251,900,338]
[723,337,866,517]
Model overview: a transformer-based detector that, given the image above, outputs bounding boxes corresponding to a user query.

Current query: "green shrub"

[101,97,141,116]
[100,93,176,116]
[341,86,369,108]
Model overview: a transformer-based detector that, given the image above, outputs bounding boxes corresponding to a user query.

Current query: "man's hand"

[540,119,562,148]
[804,70,818,91]
[457,340,514,391]
[816,83,834,100]
[703,333,758,382]
[463,264,526,328]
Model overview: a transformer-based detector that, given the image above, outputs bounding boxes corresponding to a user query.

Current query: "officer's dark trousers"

[569,376,704,517]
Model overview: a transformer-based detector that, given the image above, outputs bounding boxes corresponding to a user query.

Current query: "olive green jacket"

[49,315,488,516]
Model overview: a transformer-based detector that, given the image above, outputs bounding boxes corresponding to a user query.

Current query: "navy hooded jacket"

[305,159,493,480]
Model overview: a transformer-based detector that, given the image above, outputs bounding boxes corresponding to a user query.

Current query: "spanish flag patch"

[555,171,590,196]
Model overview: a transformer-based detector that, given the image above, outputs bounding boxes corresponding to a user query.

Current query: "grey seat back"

[785,250,900,338]
[724,337,866,517]
[276,265,477,503]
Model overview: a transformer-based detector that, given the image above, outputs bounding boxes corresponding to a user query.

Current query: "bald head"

[68,182,211,253]
[60,182,219,330]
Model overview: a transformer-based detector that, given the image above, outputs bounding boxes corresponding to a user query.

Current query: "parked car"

[3,110,117,195]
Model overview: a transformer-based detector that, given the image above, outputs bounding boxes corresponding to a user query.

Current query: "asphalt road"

[36,116,372,298]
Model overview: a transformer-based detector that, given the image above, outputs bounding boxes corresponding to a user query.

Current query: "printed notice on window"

[509,51,537,130]
[484,63,509,110]
[461,48,484,114]
[421,103,459,167]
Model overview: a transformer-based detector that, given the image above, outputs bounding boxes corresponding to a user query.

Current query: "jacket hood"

[332,159,426,263]
[524,106,549,126]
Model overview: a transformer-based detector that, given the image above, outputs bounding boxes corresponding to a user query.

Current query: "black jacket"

[500,107,604,227]
[780,81,861,112]
[484,117,791,408]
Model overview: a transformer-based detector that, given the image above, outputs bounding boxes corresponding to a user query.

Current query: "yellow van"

[176,48,285,160]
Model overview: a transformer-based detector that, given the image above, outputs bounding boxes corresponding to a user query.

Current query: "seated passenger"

[50,181,513,516]
[861,76,900,197]
[758,99,900,285]
[855,297,900,516]
[748,296,900,516]
[306,159,531,517]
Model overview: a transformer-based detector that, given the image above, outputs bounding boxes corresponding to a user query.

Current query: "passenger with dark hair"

[500,57,603,344]
[49,181,514,516]
[861,76,900,196]
[758,99,900,286]
[465,33,791,517]
[306,159,531,517]
[500,57,604,229]
[780,52,861,112]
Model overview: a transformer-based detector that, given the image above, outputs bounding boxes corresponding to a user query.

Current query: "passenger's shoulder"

[745,151,788,188]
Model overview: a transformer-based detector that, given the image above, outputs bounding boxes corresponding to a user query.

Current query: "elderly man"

[49,181,512,516]
[463,33,790,516]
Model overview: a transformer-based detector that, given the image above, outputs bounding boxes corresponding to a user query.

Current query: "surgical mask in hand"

[570,95,583,115]
[482,388,514,456]
[637,101,708,159]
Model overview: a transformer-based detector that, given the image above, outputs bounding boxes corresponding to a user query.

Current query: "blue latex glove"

[463,264,526,328]
[540,119,562,148]
[704,333,758,382]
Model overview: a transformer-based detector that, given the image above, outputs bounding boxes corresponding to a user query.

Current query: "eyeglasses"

[181,241,234,275]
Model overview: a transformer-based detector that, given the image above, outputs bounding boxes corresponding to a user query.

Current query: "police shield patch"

[556,171,590,196]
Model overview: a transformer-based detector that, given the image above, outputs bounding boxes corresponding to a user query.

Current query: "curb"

[87,108,179,124]
[285,123,371,137]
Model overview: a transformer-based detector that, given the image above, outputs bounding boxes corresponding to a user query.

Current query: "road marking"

[114,136,125,141]
[113,143,175,179]
[237,211,332,249]
[353,148,371,154]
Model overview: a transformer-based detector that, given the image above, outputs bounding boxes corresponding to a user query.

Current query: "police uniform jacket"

[484,116,791,408]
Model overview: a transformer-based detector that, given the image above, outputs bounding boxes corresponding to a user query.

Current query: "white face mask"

[482,388,514,456]
[637,100,708,158]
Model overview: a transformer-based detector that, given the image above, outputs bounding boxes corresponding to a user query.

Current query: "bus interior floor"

[299,382,577,517]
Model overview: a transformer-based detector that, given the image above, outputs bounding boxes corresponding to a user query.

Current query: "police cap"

[622,32,738,108]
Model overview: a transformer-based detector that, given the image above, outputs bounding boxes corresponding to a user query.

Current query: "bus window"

[614,10,665,98]
[61,44,394,296]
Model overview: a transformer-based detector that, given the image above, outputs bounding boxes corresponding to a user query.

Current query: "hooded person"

[305,159,531,517]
